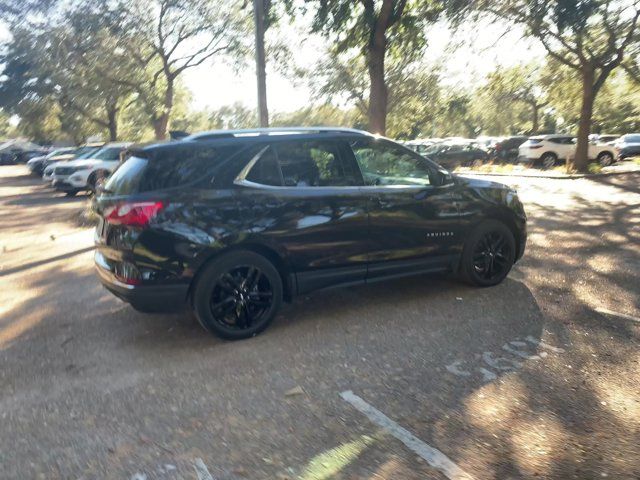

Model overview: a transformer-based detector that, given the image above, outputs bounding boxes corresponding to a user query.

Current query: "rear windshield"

[625,134,640,143]
[104,146,240,195]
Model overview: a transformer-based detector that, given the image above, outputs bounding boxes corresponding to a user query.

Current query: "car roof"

[530,134,573,140]
[101,142,132,148]
[132,127,376,157]
[184,127,373,141]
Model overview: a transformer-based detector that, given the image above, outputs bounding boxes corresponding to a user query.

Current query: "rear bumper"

[95,251,188,313]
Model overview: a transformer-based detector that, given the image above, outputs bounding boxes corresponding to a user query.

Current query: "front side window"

[350,140,434,187]
[275,141,358,187]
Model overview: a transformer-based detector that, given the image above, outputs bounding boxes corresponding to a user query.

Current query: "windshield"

[47,149,72,158]
[424,144,443,154]
[91,147,124,161]
[75,147,102,159]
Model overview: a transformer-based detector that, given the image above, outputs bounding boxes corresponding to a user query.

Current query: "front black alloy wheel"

[461,220,516,287]
[193,251,282,340]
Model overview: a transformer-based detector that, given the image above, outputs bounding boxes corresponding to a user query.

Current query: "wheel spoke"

[247,299,270,308]
[211,297,235,315]
[249,291,272,299]
[222,273,241,290]
[242,267,258,290]
[242,303,253,327]
[209,264,275,332]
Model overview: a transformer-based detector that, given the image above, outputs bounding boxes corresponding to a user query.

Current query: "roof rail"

[184,127,372,141]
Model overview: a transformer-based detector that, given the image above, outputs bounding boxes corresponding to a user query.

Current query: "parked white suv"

[52,142,131,196]
[518,134,616,168]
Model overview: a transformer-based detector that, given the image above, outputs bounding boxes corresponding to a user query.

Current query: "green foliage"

[309,46,441,138]
[0,109,15,138]
[587,162,602,174]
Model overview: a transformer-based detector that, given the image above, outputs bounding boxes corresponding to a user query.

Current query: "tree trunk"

[531,104,539,135]
[106,104,118,141]
[367,44,388,135]
[154,80,174,140]
[153,114,170,140]
[253,0,269,128]
[573,67,596,172]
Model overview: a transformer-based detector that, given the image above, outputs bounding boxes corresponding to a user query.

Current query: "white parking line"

[340,390,475,480]
[595,308,640,323]
[194,458,215,480]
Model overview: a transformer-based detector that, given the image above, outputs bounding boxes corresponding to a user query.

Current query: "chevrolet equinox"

[93,128,527,339]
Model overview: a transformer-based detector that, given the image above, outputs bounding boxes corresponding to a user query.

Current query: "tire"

[597,151,614,167]
[460,220,516,287]
[539,152,558,169]
[192,250,283,340]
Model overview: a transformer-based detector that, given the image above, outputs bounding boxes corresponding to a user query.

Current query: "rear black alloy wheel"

[210,266,273,331]
[461,220,515,287]
[193,251,282,340]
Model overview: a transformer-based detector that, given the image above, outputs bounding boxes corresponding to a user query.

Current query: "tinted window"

[351,140,433,186]
[625,134,640,143]
[140,146,239,191]
[105,146,239,194]
[447,145,464,153]
[103,156,148,195]
[246,147,282,186]
[275,141,357,187]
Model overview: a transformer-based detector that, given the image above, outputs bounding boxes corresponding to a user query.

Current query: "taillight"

[114,261,142,285]
[105,201,165,227]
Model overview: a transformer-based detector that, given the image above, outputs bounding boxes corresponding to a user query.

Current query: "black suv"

[94,128,526,339]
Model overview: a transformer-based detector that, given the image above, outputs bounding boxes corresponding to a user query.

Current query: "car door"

[234,138,370,294]
[557,137,576,159]
[348,138,461,280]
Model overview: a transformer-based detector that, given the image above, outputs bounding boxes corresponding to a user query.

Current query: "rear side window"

[626,134,640,143]
[105,146,239,194]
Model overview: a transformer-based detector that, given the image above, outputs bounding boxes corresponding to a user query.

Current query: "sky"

[184,18,546,113]
[0,13,546,115]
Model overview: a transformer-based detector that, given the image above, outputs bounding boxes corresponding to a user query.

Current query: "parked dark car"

[422,142,489,169]
[492,136,528,162]
[93,128,527,340]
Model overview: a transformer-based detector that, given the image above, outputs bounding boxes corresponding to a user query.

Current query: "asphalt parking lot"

[1,165,639,480]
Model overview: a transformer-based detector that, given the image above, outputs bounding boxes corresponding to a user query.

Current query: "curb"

[456,168,640,180]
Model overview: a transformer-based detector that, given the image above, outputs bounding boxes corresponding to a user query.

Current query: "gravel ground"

[0,165,638,480]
